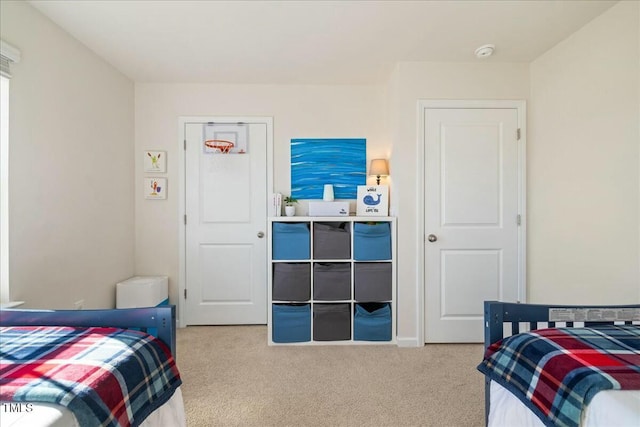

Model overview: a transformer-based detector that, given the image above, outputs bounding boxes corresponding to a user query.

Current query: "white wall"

[387,62,530,344]
[0,1,135,308]
[134,83,388,305]
[528,0,640,304]
[136,69,531,340]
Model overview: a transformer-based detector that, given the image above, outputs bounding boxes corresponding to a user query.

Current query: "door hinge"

[184,139,186,150]
[517,214,521,226]
[517,128,521,140]
[184,214,187,225]
[184,288,187,299]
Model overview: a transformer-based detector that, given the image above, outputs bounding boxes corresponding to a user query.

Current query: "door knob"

[427,234,437,242]
[257,231,265,238]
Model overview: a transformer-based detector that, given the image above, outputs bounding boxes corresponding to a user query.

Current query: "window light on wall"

[0,40,20,78]
[0,39,20,304]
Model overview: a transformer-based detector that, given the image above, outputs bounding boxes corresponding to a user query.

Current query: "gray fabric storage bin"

[313,303,351,341]
[313,222,350,259]
[354,262,392,301]
[313,263,351,300]
[272,263,311,301]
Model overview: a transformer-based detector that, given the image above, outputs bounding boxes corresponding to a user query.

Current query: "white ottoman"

[116,276,168,308]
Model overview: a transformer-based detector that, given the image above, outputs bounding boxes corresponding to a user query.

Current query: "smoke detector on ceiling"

[475,44,495,58]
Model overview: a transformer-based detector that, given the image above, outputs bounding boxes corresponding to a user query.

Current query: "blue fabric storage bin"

[272,304,311,343]
[273,222,310,260]
[353,222,391,260]
[354,303,392,341]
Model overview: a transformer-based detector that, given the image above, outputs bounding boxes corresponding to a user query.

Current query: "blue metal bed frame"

[0,305,177,357]
[482,300,640,425]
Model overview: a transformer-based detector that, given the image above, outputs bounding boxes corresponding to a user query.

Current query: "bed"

[477,301,640,427]
[0,305,186,427]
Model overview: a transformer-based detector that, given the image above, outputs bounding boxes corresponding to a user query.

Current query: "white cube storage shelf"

[268,216,396,345]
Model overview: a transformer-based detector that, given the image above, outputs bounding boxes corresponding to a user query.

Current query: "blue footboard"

[482,300,640,426]
[0,305,177,356]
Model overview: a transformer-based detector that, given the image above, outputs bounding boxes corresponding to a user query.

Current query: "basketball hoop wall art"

[144,177,167,200]
[203,123,249,154]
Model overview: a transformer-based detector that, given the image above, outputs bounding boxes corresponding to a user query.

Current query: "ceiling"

[28,0,617,85]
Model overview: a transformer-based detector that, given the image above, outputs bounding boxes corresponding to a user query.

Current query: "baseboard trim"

[0,301,25,309]
[396,336,422,347]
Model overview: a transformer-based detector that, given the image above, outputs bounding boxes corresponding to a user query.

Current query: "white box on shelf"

[308,201,349,216]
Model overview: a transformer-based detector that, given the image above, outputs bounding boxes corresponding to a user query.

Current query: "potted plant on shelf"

[283,196,298,217]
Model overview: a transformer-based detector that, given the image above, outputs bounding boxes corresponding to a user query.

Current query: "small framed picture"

[356,185,388,216]
[144,150,166,173]
[145,177,167,200]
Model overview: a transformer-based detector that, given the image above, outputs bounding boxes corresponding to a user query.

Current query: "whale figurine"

[363,194,382,206]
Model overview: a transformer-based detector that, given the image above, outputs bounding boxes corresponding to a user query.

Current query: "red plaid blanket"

[0,326,182,427]
[478,325,640,427]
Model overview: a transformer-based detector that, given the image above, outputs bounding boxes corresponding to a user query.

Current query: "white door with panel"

[424,107,522,343]
[184,120,270,325]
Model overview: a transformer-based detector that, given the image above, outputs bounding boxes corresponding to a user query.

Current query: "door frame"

[416,100,527,344]
[177,116,274,328]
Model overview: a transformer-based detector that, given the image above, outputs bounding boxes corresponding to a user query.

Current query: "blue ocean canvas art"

[291,138,366,199]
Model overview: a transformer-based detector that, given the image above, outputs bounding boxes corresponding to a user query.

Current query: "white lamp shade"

[369,159,389,177]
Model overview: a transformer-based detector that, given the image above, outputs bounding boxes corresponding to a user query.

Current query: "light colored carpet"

[176,326,485,427]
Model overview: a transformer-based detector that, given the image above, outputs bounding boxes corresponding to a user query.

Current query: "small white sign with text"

[356,185,388,216]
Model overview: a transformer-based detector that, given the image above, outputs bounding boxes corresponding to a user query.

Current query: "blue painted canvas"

[291,138,366,199]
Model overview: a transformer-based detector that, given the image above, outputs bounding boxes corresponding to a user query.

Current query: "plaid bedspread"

[477,325,640,427]
[0,326,182,427]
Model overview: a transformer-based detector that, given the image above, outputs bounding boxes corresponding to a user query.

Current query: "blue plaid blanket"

[0,326,182,427]
[478,325,640,427]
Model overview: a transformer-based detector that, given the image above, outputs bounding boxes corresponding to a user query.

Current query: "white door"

[184,119,270,325]
[423,106,523,343]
